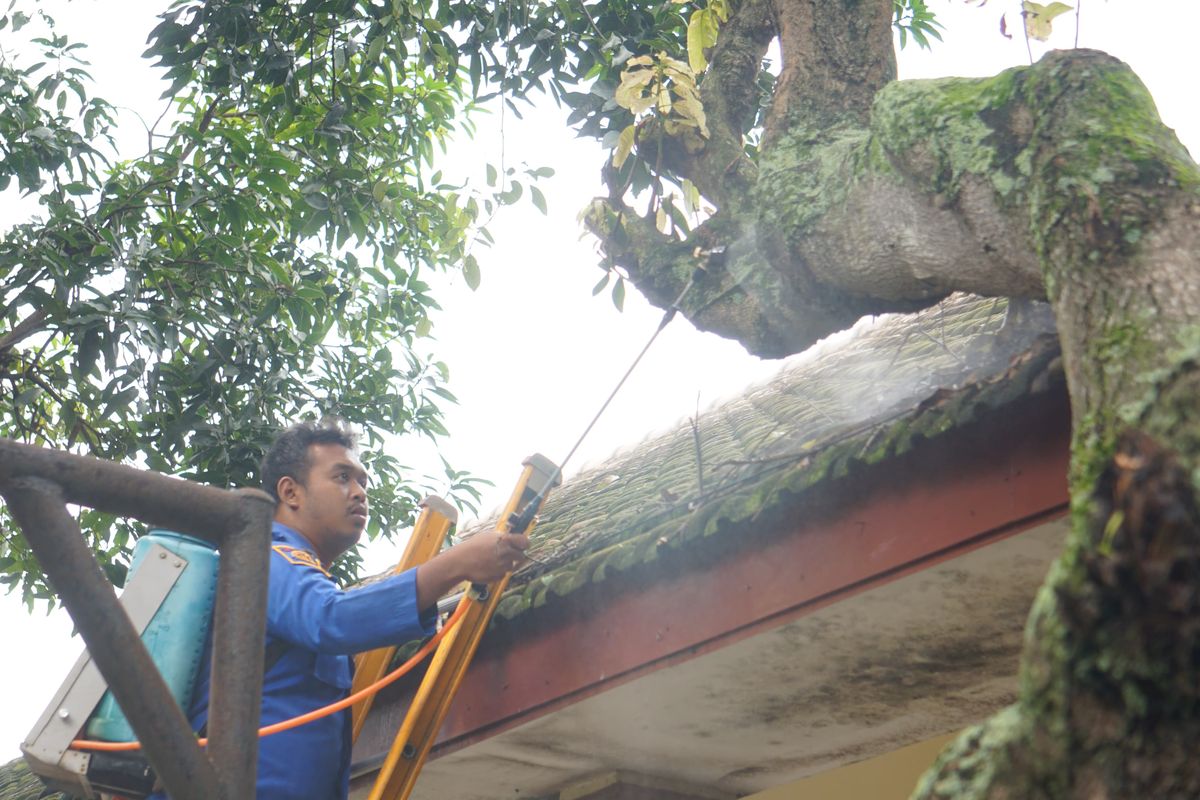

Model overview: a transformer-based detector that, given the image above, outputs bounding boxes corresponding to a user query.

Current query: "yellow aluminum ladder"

[366,454,560,800]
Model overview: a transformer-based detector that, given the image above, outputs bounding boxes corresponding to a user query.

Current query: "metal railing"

[0,437,275,800]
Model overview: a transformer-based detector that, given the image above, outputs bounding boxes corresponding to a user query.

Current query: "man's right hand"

[414,529,530,611]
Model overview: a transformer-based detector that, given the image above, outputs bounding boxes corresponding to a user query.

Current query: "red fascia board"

[396,391,1072,758]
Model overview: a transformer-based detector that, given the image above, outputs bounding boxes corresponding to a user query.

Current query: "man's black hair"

[261,418,359,503]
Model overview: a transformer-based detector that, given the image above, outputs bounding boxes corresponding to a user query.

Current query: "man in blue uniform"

[157,419,528,799]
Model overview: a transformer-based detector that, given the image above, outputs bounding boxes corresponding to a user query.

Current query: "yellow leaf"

[613,124,637,169]
[664,63,697,86]
[682,178,701,214]
[703,9,720,43]
[691,11,705,73]
[668,75,702,104]
[656,205,668,233]
[675,95,709,137]
[617,65,656,88]
[655,82,672,115]
[629,93,656,114]
[662,56,693,76]
[626,54,655,68]
[1022,1,1073,42]
[711,0,729,22]
[663,118,692,137]
[614,67,656,111]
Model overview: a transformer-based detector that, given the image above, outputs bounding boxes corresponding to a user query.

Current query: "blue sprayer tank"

[85,529,219,742]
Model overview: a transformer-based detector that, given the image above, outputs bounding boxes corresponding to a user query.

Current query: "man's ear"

[276,475,304,510]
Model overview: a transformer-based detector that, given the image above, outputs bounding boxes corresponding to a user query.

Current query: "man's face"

[291,443,370,563]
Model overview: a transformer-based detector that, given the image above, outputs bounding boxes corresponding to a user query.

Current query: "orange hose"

[70,600,471,753]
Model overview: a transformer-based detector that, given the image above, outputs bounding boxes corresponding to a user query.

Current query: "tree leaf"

[367,36,385,64]
[687,11,708,73]
[682,178,701,215]
[303,191,331,210]
[615,66,656,111]
[1022,1,1073,42]
[530,185,548,215]
[463,254,481,290]
[592,272,611,295]
[613,123,637,169]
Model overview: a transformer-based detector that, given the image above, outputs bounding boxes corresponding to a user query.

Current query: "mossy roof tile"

[0,758,66,800]
[473,295,1059,624]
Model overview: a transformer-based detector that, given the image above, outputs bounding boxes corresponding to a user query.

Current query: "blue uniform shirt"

[153,522,436,799]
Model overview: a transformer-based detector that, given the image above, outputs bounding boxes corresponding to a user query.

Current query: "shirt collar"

[272,521,316,552]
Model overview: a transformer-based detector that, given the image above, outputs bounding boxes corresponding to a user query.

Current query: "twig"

[917,328,966,367]
[888,328,915,368]
[147,100,173,156]
[573,0,602,37]
[691,393,705,498]
[1021,3,1034,64]
[797,394,838,426]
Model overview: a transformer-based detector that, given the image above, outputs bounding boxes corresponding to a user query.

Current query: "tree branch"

[0,308,50,355]
[762,0,895,145]
[688,0,775,203]
[583,195,864,355]
[100,93,227,226]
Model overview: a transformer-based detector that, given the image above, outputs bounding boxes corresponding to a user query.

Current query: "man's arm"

[269,551,437,653]
[414,530,529,611]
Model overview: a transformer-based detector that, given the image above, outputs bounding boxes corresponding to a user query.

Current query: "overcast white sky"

[3,0,1199,762]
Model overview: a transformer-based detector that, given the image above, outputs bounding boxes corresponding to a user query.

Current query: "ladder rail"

[366,455,559,800]
[350,497,458,745]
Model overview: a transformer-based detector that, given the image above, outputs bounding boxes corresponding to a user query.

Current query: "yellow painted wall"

[743,732,960,800]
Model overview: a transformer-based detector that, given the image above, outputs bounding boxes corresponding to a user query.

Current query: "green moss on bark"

[1022,52,1200,273]
[871,66,1024,203]
[911,705,1030,800]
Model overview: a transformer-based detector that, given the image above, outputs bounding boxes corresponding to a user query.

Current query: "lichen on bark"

[915,432,1200,799]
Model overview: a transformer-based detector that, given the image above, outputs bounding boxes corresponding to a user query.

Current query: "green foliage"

[893,0,945,50]
[0,0,495,605]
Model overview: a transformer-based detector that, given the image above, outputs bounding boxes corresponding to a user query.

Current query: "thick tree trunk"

[908,52,1200,797]
[587,0,1200,795]
[914,430,1200,799]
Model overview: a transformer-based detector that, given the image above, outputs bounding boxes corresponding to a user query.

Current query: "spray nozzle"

[692,245,727,270]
